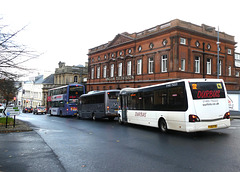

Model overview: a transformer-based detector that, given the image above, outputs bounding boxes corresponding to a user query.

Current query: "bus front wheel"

[92,114,96,121]
[159,118,167,133]
[118,116,123,124]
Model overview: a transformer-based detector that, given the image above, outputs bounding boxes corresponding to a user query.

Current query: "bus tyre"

[108,117,115,121]
[159,119,167,133]
[92,114,96,121]
[118,117,123,124]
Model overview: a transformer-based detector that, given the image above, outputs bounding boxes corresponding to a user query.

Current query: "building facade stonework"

[87,19,240,92]
[54,61,88,85]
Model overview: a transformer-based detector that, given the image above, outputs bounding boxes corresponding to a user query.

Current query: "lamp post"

[217,26,220,79]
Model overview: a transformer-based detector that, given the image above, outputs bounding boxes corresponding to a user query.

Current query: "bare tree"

[0,20,39,80]
[0,79,21,106]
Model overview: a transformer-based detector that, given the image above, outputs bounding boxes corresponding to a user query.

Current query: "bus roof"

[48,84,84,91]
[81,90,120,97]
[120,78,224,94]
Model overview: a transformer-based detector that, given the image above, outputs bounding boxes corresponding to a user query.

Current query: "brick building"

[87,19,240,92]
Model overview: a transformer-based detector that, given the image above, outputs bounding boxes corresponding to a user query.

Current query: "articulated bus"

[118,79,230,132]
[78,90,120,120]
[47,84,85,116]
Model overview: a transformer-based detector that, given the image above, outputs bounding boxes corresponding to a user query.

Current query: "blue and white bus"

[47,84,85,116]
[118,79,230,132]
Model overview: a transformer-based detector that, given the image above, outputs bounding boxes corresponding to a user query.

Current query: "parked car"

[23,107,33,113]
[33,106,47,115]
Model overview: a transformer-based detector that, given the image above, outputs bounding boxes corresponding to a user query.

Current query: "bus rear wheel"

[159,118,167,133]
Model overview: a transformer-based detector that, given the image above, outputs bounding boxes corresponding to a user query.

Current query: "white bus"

[118,79,230,132]
[78,90,120,120]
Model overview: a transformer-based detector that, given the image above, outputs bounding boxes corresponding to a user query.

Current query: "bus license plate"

[208,125,217,129]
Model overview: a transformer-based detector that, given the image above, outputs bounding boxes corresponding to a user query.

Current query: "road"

[14,113,240,172]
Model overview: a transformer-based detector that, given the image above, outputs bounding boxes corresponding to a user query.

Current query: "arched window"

[74,76,78,83]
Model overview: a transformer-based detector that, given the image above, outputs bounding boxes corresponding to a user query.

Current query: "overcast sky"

[1,0,239,78]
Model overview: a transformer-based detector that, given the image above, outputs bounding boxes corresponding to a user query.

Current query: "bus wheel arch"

[158,118,168,133]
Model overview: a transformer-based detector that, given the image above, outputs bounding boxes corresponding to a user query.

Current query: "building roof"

[42,74,54,84]
[89,19,236,55]
[34,75,44,84]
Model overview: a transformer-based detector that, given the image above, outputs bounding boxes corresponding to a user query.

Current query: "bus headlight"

[189,115,200,122]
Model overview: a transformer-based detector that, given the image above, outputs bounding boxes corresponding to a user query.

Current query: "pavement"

[0,119,65,172]
[0,111,240,172]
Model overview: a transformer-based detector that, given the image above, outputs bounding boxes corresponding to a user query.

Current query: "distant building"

[87,19,240,92]
[18,75,44,108]
[54,61,88,85]
[17,61,88,108]
[42,74,55,107]
[235,53,240,77]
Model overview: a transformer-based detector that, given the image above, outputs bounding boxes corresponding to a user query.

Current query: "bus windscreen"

[107,92,119,99]
[69,86,84,103]
[189,82,226,99]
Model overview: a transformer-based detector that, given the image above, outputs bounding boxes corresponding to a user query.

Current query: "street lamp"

[206,26,220,79]
[217,26,220,79]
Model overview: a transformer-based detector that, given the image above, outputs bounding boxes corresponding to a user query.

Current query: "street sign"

[5,106,20,116]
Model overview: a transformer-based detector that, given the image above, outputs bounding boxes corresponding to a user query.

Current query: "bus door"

[121,94,128,122]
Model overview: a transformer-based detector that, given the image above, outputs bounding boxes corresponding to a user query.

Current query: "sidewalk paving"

[0,119,65,172]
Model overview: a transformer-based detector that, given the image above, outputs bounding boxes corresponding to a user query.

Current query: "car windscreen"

[189,82,226,100]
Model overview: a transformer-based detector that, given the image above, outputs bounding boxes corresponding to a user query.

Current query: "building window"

[103,65,107,78]
[229,66,231,76]
[110,64,114,77]
[195,56,200,73]
[91,68,94,79]
[149,43,154,49]
[180,38,186,45]
[181,59,185,71]
[137,59,142,75]
[127,61,131,76]
[228,49,232,55]
[236,71,239,77]
[138,46,142,52]
[97,66,100,78]
[128,49,132,54]
[118,63,122,77]
[98,56,100,61]
[207,58,211,75]
[148,57,154,74]
[161,55,167,72]
[74,76,78,83]
[119,51,123,56]
[218,60,222,76]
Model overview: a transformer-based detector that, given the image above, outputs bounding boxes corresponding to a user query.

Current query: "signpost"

[3,106,20,128]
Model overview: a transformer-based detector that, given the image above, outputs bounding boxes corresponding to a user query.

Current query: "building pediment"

[107,33,134,48]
